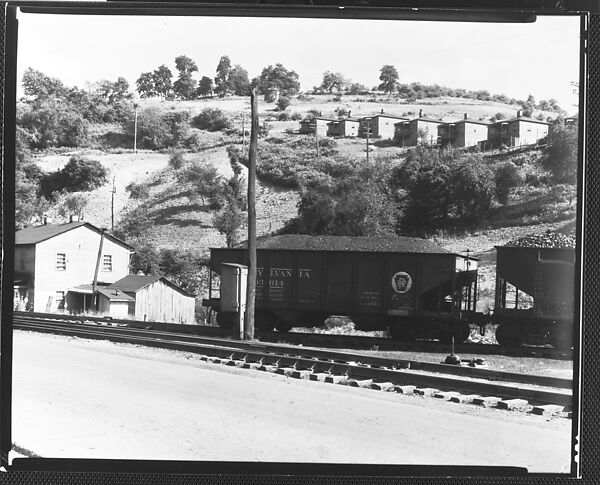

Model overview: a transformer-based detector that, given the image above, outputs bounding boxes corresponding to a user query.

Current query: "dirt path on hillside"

[39,151,170,229]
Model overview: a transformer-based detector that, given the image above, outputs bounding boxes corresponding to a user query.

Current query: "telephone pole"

[245,89,258,340]
[365,117,371,163]
[133,103,139,153]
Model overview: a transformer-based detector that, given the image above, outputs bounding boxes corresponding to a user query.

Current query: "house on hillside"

[394,110,444,146]
[298,116,336,137]
[14,218,132,313]
[439,114,490,148]
[105,274,196,324]
[488,110,550,148]
[327,118,361,137]
[361,113,409,140]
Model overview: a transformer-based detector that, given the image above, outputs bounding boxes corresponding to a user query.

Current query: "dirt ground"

[12,330,573,472]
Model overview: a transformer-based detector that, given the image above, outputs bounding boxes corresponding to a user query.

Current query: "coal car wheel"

[388,325,415,342]
[548,329,573,351]
[438,323,471,344]
[495,324,524,348]
[275,322,293,333]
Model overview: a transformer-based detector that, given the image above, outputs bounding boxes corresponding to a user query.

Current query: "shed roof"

[97,288,135,302]
[235,235,451,254]
[370,114,410,121]
[15,221,132,249]
[107,275,195,297]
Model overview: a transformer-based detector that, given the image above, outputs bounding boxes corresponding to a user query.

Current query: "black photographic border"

[0,1,596,484]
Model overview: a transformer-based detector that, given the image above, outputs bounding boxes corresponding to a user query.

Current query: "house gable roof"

[491,116,550,126]
[107,275,195,297]
[15,221,133,250]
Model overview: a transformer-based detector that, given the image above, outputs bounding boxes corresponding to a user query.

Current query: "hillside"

[27,94,576,309]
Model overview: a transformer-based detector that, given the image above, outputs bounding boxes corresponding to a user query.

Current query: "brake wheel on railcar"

[494,323,524,348]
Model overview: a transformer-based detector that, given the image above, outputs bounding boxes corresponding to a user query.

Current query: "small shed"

[107,274,196,324]
[97,288,135,319]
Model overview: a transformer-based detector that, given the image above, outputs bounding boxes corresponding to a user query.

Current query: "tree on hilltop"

[378,65,399,94]
[214,55,233,96]
[253,63,300,97]
[173,55,198,100]
[320,71,348,93]
[197,76,214,97]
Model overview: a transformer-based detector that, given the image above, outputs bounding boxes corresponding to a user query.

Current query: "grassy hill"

[30,94,576,309]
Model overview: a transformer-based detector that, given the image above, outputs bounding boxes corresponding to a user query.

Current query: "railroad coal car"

[204,235,478,342]
[492,245,576,349]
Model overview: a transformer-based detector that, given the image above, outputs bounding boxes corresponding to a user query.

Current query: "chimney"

[464,113,468,120]
[43,216,53,225]
[419,109,423,118]
[348,110,351,117]
[517,110,523,118]
[381,108,384,114]
[69,214,80,223]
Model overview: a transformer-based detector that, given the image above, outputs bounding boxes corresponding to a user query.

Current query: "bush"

[191,108,232,132]
[125,181,150,200]
[168,149,185,170]
[540,124,578,183]
[40,156,108,198]
[277,111,290,121]
[276,96,291,111]
[290,112,303,121]
[495,162,523,205]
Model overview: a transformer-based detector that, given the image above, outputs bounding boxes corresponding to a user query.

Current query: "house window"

[55,291,65,309]
[56,253,66,271]
[102,254,113,272]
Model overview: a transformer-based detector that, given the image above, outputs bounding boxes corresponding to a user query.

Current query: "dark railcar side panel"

[324,253,354,313]
[355,253,386,315]
[296,252,323,310]
[417,254,456,313]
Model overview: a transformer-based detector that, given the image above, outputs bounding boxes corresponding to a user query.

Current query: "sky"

[15,10,581,112]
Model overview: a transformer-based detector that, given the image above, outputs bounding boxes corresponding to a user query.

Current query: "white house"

[14,220,132,313]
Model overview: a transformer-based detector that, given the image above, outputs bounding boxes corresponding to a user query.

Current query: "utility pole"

[245,89,258,340]
[133,103,139,153]
[92,229,106,311]
[242,112,247,153]
[365,118,370,163]
[315,121,320,161]
[110,173,116,231]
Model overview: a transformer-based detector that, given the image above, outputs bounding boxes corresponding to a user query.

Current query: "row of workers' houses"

[301,109,553,149]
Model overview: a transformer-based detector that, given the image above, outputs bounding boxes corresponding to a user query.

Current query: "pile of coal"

[505,231,576,248]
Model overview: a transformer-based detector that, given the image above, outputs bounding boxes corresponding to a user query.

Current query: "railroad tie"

[449,394,481,404]
[433,391,461,400]
[497,399,530,411]
[394,385,416,395]
[324,375,347,384]
[531,405,565,416]
[348,378,373,388]
[413,388,439,397]
[370,382,395,392]
[309,373,330,382]
[471,396,502,407]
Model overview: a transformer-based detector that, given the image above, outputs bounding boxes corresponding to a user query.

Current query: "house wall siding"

[32,228,130,312]
[134,280,196,324]
[456,122,489,147]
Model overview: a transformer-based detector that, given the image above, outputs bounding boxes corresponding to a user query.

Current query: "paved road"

[12,331,572,471]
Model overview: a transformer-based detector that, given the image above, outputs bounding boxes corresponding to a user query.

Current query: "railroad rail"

[14,314,572,416]
[13,311,573,360]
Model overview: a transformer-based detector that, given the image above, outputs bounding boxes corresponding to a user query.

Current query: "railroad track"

[14,314,573,417]
[14,311,572,360]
